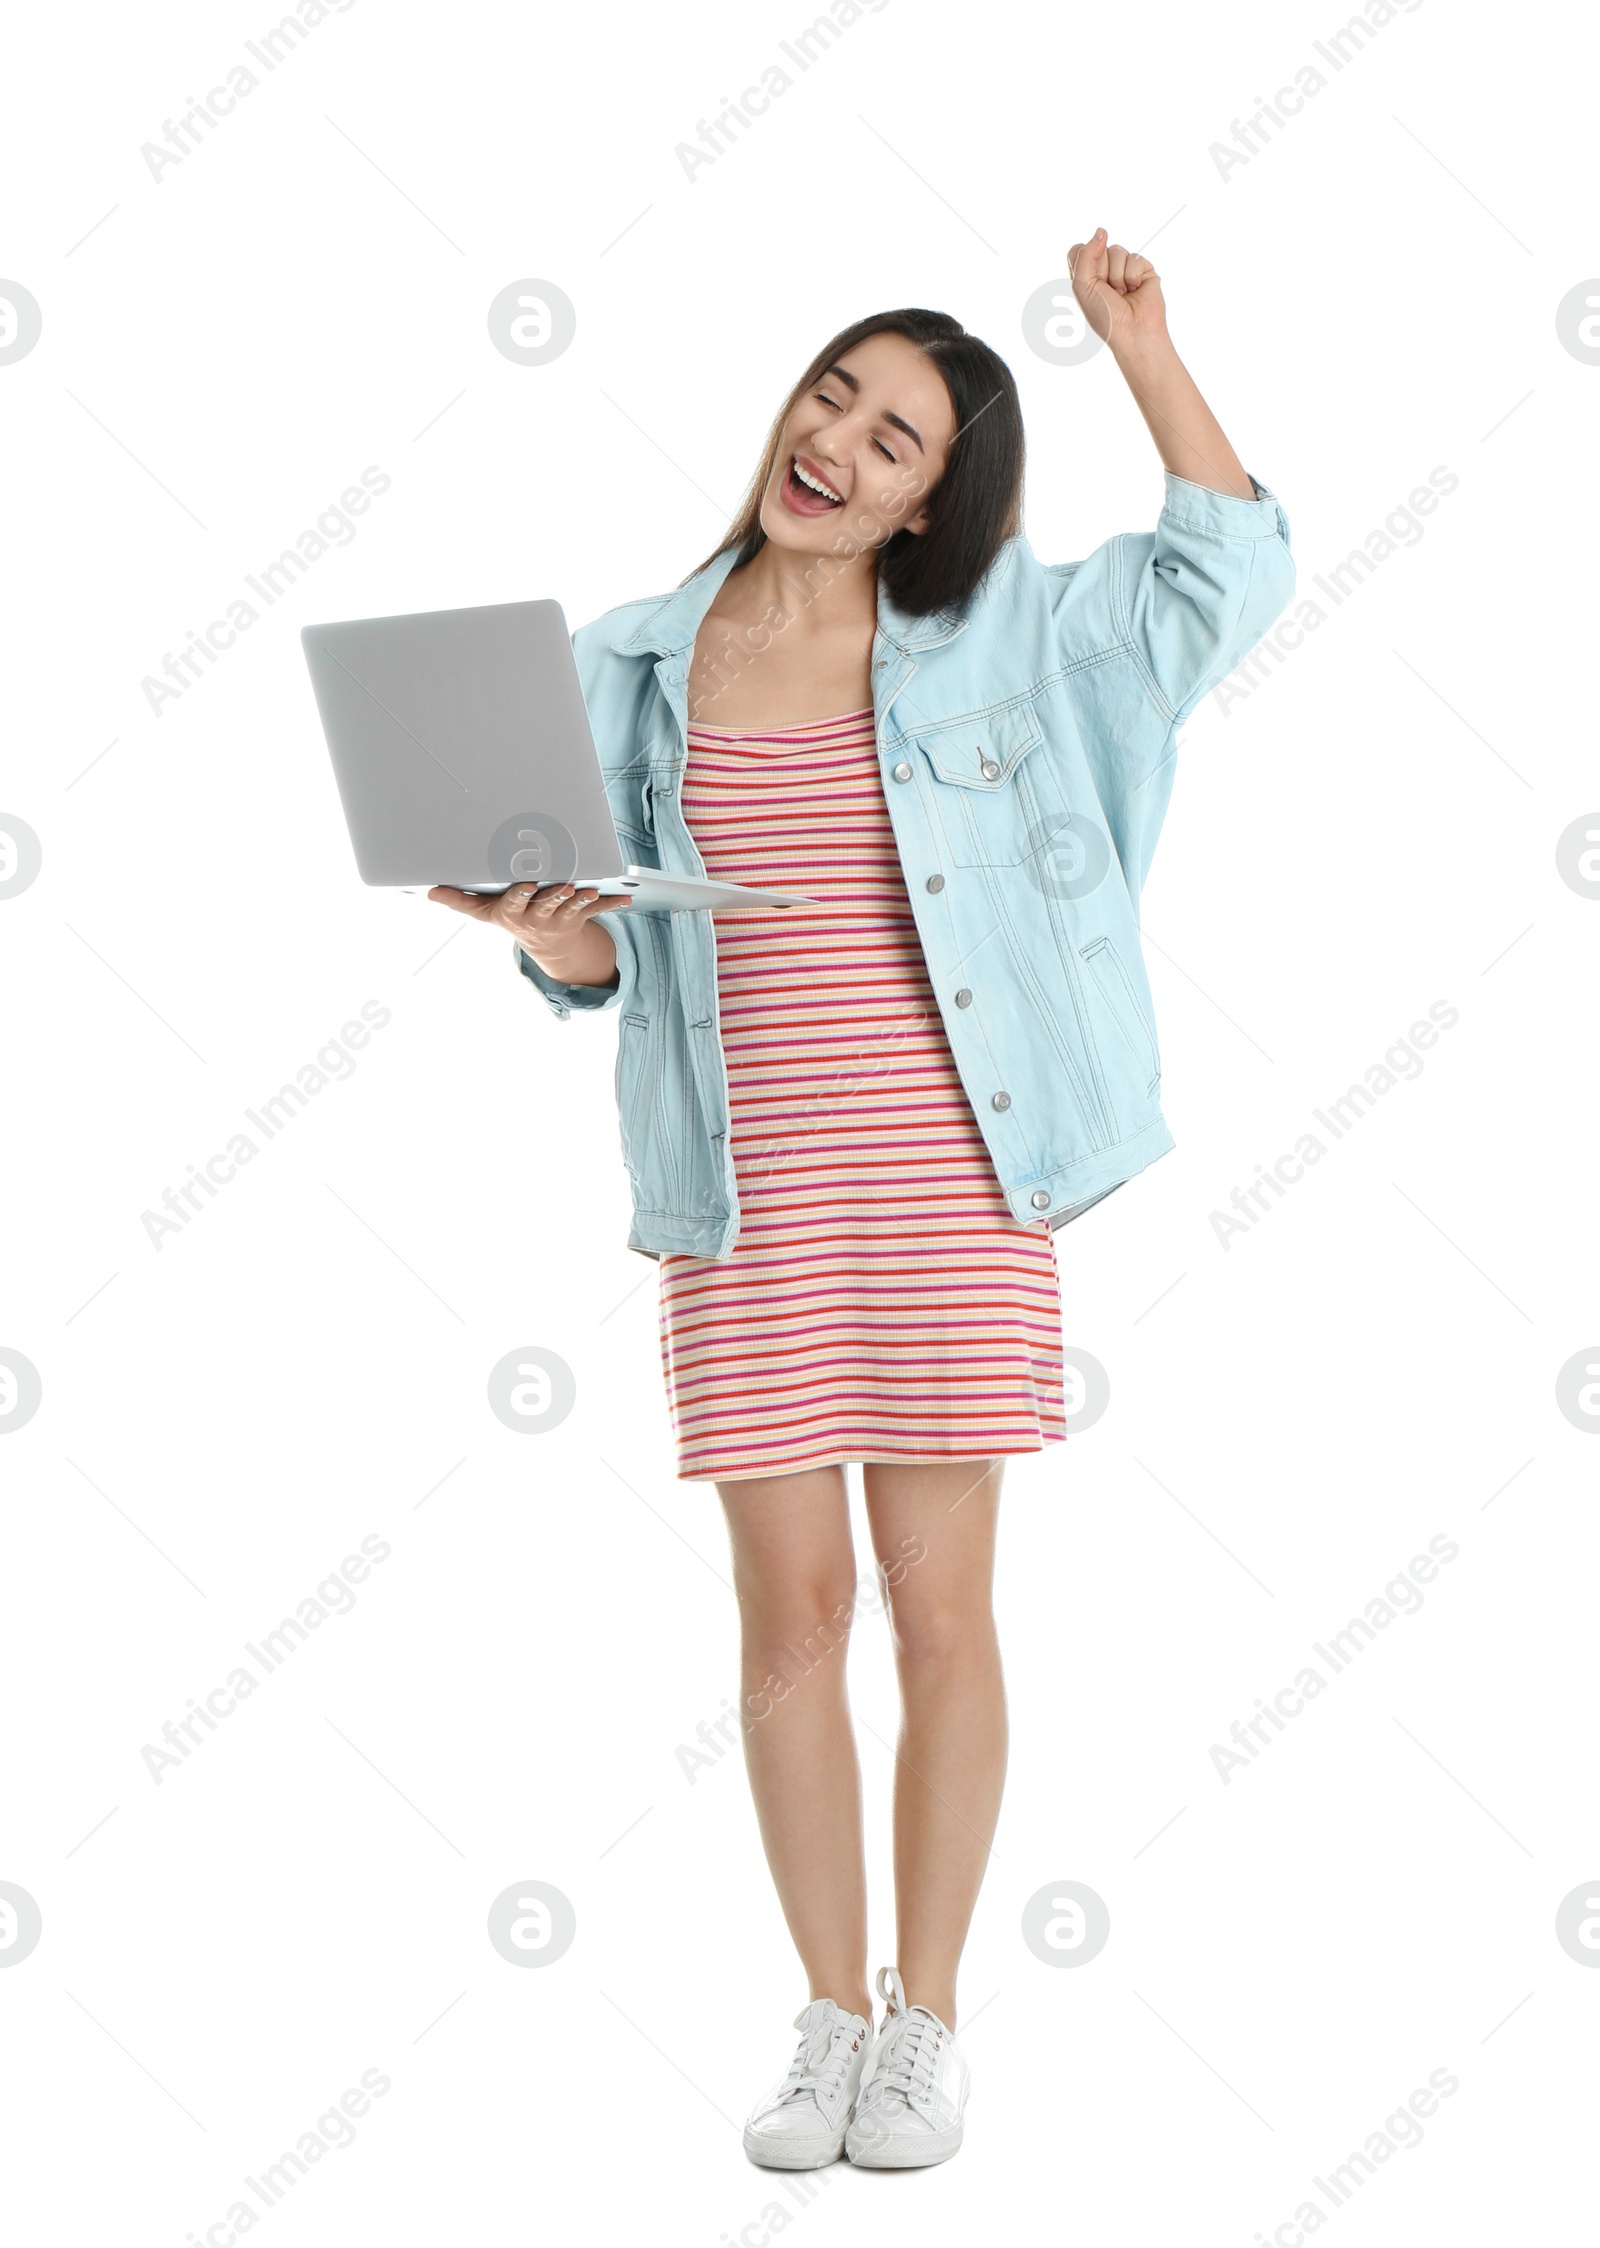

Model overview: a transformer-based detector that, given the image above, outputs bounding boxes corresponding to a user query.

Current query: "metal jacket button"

[926,873,945,893]
[954,987,972,1007]
[893,760,913,781]
[991,1090,1011,1110]
[1031,1189,1051,1209]
[981,758,1000,779]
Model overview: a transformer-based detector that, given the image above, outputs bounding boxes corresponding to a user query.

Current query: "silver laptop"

[301,596,818,910]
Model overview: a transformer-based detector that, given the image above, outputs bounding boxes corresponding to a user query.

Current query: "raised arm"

[1067,226,1257,501]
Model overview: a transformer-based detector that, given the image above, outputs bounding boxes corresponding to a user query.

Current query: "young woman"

[433,229,1295,2170]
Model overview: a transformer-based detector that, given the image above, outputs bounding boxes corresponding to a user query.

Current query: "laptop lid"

[302,597,629,888]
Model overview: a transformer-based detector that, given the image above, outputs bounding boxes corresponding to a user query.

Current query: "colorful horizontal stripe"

[658,708,1067,1481]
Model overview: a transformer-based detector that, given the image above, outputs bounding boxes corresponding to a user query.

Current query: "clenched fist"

[1067,227,1168,352]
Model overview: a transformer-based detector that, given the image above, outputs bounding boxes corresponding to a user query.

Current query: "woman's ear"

[902,501,934,536]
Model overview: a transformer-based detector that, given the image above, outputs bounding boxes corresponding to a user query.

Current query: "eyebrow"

[819,363,925,454]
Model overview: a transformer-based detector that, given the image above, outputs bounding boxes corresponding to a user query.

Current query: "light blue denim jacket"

[519,471,1295,1261]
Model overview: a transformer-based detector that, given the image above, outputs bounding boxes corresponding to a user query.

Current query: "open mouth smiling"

[782,452,846,514]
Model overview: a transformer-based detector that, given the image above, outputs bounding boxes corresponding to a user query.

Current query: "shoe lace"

[778,2012,859,2105]
[859,2007,943,2109]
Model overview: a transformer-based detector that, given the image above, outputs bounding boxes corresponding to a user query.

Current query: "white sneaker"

[743,1997,873,2169]
[845,1965,969,2168]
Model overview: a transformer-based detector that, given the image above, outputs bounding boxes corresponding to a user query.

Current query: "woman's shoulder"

[573,547,738,665]
[572,587,678,658]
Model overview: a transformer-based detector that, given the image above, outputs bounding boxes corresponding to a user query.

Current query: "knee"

[883,1590,997,1672]
[738,1574,860,1678]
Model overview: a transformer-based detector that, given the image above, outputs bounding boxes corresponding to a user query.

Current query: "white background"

[2,0,1596,2240]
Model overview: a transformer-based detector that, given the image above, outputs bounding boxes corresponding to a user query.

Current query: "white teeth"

[793,456,842,502]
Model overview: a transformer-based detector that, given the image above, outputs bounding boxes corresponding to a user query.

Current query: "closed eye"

[813,389,898,463]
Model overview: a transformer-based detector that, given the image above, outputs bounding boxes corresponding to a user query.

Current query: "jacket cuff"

[1161,468,1290,544]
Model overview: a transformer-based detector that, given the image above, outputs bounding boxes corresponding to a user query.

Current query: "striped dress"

[657,706,1067,1482]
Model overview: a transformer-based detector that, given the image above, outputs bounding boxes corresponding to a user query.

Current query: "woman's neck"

[723,537,881,639]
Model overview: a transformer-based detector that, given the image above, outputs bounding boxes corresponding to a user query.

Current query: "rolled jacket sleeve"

[1122,470,1296,727]
[513,904,638,1021]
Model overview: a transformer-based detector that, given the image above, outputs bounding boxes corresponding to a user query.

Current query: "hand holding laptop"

[428,876,628,992]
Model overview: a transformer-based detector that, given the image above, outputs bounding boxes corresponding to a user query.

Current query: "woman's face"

[756,329,958,562]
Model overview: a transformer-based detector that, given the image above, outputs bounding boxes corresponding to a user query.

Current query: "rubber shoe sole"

[743,2119,849,2170]
[845,2117,963,2168]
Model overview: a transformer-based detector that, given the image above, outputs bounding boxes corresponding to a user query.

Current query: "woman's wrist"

[1108,324,1178,374]
[518,922,620,990]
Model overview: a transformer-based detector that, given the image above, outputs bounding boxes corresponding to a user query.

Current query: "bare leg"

[718,1465,873,2025]
[860,1458,1007,2029]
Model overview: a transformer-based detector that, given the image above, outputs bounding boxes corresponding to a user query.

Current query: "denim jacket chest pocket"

[907,697,1073,870]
